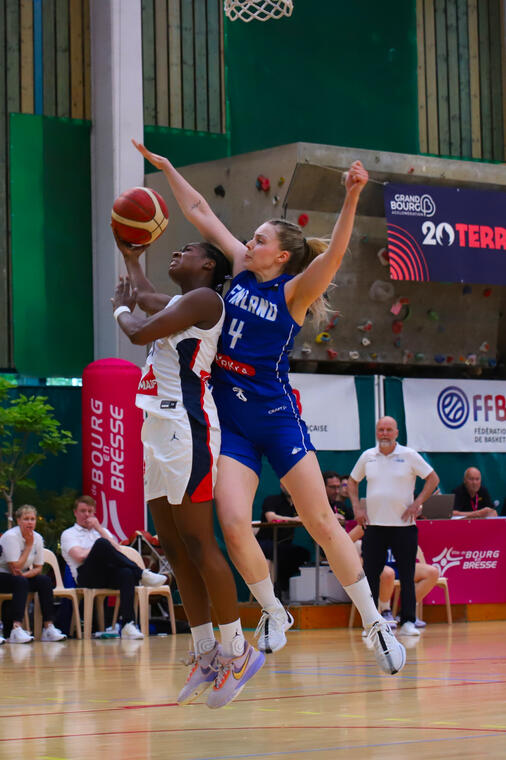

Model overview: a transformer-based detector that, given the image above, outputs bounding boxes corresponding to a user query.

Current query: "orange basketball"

[111,186,169,246]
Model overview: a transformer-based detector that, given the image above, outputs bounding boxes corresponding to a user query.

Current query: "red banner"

[418,519,506,604]
[82,358,145,540]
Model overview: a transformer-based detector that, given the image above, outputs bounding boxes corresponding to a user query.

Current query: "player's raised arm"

[285,161,368,320]
[112,277,222,345]
[132,140,247,272]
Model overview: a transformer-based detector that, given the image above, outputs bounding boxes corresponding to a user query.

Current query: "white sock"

[191,622,216,655]
[219,618,246,657]
[378,599,391,613]
[344,576,382,628]
[247,575,280,611]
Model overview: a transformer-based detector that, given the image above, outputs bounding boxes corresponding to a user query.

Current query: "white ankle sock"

[344,576,382,628]
[378,599,391,613]
[219,618,246,657]
[191,622,216,655]
[247,575,280,611]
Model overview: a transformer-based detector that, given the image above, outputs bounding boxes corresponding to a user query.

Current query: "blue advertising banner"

[383,183,506,284]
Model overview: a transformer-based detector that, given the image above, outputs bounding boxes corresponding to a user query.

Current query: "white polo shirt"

[60,523,114,581]
[0,526,44,573]
[350,443,434,526]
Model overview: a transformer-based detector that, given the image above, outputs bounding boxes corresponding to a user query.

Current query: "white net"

[224,0,293,22]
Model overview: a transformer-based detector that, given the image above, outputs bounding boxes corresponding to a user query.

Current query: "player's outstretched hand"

[111,276,138,312]
[132,139,170,172]
[112,226,149,259]
[345,160,368,198]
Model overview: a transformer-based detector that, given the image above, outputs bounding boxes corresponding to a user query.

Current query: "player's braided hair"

[267,219,331,324]
[200,242,232,293]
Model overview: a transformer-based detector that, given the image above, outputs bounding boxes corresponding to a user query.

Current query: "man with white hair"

[348,417,439,637]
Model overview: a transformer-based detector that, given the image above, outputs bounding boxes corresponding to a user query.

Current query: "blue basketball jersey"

[212,270,301,399]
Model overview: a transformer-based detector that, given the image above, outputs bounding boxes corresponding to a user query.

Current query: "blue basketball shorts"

[211,382,315,479]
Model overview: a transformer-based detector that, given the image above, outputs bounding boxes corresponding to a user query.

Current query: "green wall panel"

[144,125,230,172]
[225,0,419,156]
[10,114,93,377]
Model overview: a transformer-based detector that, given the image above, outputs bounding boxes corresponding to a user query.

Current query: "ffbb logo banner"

[403,378,506,452]
[384,182,506,285]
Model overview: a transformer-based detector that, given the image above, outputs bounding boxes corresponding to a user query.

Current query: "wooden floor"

[1,622,506,759]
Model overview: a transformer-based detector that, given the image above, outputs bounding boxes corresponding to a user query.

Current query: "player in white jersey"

[131,141,406,678]
[112,231,264,708]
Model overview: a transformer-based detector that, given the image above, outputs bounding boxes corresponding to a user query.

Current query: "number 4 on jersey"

[228,318,244,348]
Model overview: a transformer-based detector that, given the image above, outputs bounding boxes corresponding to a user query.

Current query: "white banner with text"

[288,373,360,451]
[403,378,506,452]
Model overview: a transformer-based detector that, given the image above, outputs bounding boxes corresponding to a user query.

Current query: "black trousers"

[0,572,55,623]
[362,524,418,625]
[77,538,142,623]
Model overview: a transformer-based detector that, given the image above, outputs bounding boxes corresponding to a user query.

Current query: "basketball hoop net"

[224,0,293,22]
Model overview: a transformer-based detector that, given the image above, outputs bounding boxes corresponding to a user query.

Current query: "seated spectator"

[452,467,497,518]
[0,505,67,643]
[60,495,166,639]
[255,485,310,601]
[323,471,354,525]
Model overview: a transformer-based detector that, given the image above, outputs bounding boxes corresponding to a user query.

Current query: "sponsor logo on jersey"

[138,365,158,395]
[160,400,177,409]
[291,447,302,455]
[215,353,256,376]
[268,405,287,415]
[227,284,278,322]
[232,387,248,402]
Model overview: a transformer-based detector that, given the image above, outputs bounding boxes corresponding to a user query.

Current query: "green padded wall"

[10,114,93,377]
[225,0,419,156]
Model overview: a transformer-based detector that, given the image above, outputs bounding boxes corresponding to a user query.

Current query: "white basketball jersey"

[136,294,224,427]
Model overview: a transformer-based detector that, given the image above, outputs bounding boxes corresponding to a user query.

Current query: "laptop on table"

[420,494,455,519]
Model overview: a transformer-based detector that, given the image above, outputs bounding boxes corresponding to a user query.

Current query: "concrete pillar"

[89,0,146,365]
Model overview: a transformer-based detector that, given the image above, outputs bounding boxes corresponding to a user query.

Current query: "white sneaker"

[41,623,67,642]
[121,621,144,640]
[398,621,421,637]
[141,569,166,587]
[364,619,406,674]
[255,602,294,653]
[415,617,427,628]
[9,626,34,644]
[0,636,5,645]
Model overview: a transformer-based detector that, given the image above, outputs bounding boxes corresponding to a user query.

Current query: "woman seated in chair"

[0,505,66,643]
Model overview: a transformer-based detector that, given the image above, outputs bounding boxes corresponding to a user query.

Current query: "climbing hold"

[326,348,338,359]
[298,213,309,227]
[434,354,445,364]
[315,331,331,344]
[358,320,373,332]
[392,320,403,334]
[414,352,424,362]
[377,247,389,266]
[465,354,477,366]
[326,312,341,330]
[214,184,226,197]
[361,337,371,347]
[301,343,312,356]
[427,309,439,321]
[349,350,360,360]
[256,175,270,192]
[483,288,492,297]
[278,176,285,186]
[369,280,394,302]
[272,194,280,206]
[479,341,490,353]
[393,338,401,348]
[488,358,497,368]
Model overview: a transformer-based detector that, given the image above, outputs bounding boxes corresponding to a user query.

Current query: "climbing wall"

[145,142,505,374]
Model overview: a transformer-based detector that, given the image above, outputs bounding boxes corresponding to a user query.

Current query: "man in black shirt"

[452,467,497,519]
[323,471,354,525]
[256,485,310,599]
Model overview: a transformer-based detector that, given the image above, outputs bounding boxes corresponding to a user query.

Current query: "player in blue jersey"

[133,140,406,676]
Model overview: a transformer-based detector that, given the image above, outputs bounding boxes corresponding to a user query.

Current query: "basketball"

[111,186,169,246]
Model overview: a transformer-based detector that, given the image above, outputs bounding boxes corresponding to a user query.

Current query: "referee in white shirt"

[348,417,439,637]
